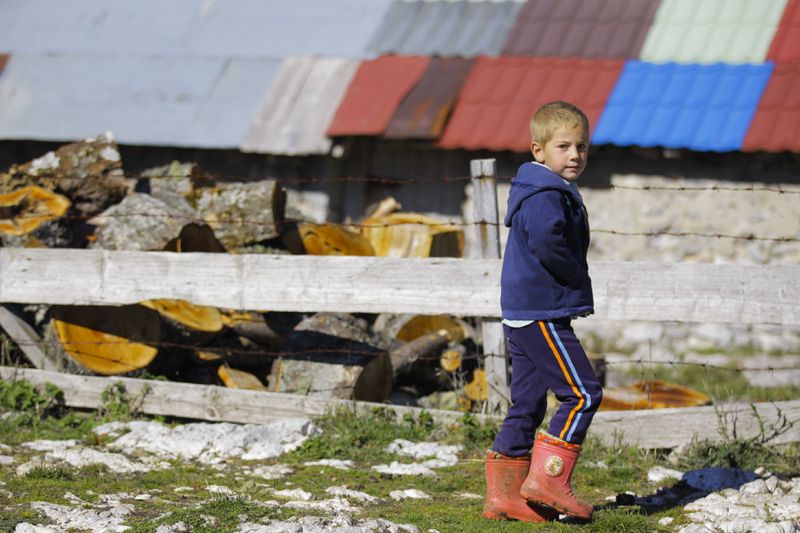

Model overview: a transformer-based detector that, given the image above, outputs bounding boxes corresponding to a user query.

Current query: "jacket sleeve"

[520,190,582,282]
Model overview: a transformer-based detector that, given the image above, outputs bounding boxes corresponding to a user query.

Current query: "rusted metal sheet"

[438,57,623,152]
[242,57,360,155]
[0,55,8,75]
[327,55,430,137]
[384,57,474,140]
[743,61,800,152]
[503,0,660,59]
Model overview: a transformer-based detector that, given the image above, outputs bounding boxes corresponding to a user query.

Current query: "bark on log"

[270,313,392,402]
[390,330,451,379]
[49,304,162,375]
[139,161,214,198]
[374,313,475,344]
[0,133,128,219]
[89,192,212,251]
[220,310,282,347]
[194,180,286,249]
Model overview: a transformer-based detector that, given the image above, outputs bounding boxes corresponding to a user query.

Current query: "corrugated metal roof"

[0,0,394,59]
[502,0,659,59]
[438,57,623,152]
[242,57,360,155]
[743,61,800,152]
[367,0,524,57]
[593,61,773,151]
[0,54,279,147]
[639,0,788,64]
[327,55,430,137]
[384,57,474,140]
[767,0,800,61]
[0,54,8,74]
[186,58,282,148]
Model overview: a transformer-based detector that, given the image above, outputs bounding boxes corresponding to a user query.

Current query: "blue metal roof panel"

[593,61,773,152]
[185,58,282,148]
[0,54,226,146]
[367,0,524,57]
[0,0,393,58]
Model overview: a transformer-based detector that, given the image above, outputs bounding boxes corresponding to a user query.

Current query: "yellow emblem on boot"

[544,455,564,477]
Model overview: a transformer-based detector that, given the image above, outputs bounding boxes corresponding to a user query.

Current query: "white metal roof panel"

[242,57,360,155]
[185,58,282,148]
[639,0,788,64]
[0,54,225,145]
[0,0,393,59]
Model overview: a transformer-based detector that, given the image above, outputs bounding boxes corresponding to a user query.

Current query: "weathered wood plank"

[592,401,800,449]
[0,366,491,426]
[1,248,799,324]
[3,366,797,449]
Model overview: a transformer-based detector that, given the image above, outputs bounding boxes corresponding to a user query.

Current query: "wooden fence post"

[470,158,510,414]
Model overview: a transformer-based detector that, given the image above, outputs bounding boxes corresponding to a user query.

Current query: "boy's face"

[530,126,589,181]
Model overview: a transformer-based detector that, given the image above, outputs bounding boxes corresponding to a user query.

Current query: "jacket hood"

[504,162,582,227]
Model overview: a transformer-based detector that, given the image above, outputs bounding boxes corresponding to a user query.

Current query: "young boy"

[483,101,603,523]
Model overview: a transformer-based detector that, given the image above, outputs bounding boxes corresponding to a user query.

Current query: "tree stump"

[0,186,73,247]
[360,212,464,258]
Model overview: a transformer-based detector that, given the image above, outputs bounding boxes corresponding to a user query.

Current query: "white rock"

[273,488,313,501]
[21,439,81,452]
[455,492,483,499]
[250,464,294,480]
[304,459,354,470]
[682,468,758,492]
[390,489,431,501]
[372,462,437,476]
[325,486,381,503]
[648,466,684,483]
[385,439,461,466]
[658,517,674,526]
[13,525,58,533]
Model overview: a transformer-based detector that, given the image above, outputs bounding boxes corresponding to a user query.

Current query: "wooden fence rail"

[1,248,799,325]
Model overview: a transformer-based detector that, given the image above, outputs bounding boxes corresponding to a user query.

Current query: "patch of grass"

[23,464,77,481]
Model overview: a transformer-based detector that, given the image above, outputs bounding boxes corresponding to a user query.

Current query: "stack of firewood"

[0,134,488,411]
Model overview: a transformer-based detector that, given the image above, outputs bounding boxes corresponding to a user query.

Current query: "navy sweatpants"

[492,319,603,456]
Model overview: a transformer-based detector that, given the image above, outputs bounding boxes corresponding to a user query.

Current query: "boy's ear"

[530,142,544,163]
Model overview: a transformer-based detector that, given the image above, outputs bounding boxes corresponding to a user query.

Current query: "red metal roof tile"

[438,57,624,152]
[502,0,660,59]
[0,54,8,74]
[384,57,474,140]
[327,55,430,137]
[743,61,800,152]
[768,0,800,62]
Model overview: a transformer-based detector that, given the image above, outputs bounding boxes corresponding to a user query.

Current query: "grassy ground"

[1,379,798,532]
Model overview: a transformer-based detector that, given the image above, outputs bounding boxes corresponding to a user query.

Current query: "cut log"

[270,313,392,402]
[390,329,451,379]
[0,133,128,219]
[194,180,286,249]
[360,212,464,258]
[0,186,73,248]
[139,161,214,198]
[89,192,202,251]
[140,299,224,345]
[464,369,488,402]
[600,380,712,411]
[296,222,375,256]
[218,366,268,391]
[374,313,475,344]
[440,344,466,373]
[49,304,162,375]
[220,309,282,347]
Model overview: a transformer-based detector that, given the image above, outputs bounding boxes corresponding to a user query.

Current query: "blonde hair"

[530,101,590,145]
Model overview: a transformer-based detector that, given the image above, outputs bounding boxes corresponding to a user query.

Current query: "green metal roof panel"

[640,0,788,64]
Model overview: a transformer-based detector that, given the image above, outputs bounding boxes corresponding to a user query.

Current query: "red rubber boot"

[519,432,593,519]
[483,451,559,522]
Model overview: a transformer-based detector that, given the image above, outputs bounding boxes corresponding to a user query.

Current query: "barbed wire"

[4,336,800,375]
[5,210,799,243]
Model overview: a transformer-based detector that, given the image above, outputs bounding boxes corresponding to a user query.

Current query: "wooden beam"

[3,366,797,449]
[0,306,59,371]
[1,248,799,325]
[471,158,509,413]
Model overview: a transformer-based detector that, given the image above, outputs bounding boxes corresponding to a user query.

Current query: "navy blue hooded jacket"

[500,162,594,320]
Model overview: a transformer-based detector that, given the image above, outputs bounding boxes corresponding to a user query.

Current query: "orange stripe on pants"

[538,321,585,440]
